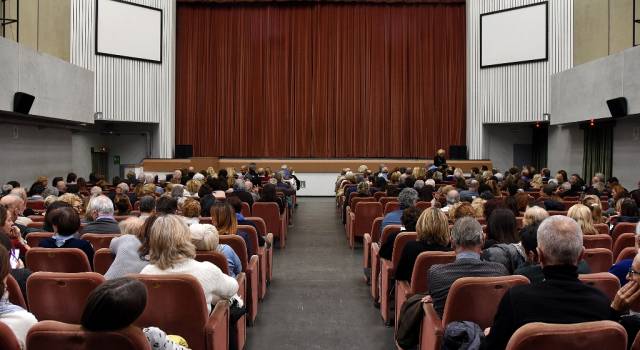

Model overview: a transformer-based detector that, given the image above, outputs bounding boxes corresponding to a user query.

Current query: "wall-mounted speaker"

[175,144,193,159]
[449,145,468,160]
[13,92,35,114]
[606,97,627,118]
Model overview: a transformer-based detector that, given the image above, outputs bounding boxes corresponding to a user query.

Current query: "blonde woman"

[139,214,240,311]
[582,195,605,224]
[414,167,427,180]
[471,198,486,218]
[530,174,544,190]
[185,180,202,198]
[105,217,147,280]
[210,202,253,257]
[395,207,451,281]
[190,223,242,277]
[567,204,599,235]
[522,206,549,228]
[453,168,464,179]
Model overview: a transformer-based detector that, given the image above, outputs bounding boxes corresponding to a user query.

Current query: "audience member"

[259,184,285,215]
[105,217,148,280]
[428,217,509,316]
[617,199,639,224]
[482,209,524,273]
[83,195,120,234]
[138,195,156,220]
[381,188,418,234]
[380,207,422,261]
[189,223,242,277]
[567,204,598,235]
[521,205,548,228]
[156,196,178,215]
[39,206,94,263]
[211,202,254,257]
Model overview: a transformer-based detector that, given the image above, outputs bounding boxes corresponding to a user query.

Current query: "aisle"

[246,197,395,350]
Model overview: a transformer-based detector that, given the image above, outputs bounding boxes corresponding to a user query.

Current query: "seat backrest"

[241,202,251,217]
[27,200,45,210]
[351,197,376,213]
[219,235,249,270]
[369,217,384,243]
[616,246,638,263]
[583,234,613,250]
[613,232,636,260]
[548,211,568,216]
[379,225,402,245]
[347,191,358,205]
[410,251,456,294]
[131,274,209,350]
[578,273,620,301]
[379,197,398,209]
[195,251,229,275]
[252,202,282,234]
[354,202,383,236]
[373,191,386,201]
[612,223,638,242]
[391,232,418,270]
[238,224,259,257]
[26,272,105,324]
[199,217,212,225]
[26,248,92,273]
[93,248,115,275]
[6,274,27,309]
[442,276,530,329]
[28,221,46,230]
[384,201,400,215]
[245,217,267,235]
[594,223,610,236]
[0,321,21,350]
[562,201,579,210]
[505,321,627,350]
[26,232,54,248]
[416,201,432,211]
[27,321,150,350]
[114,216,133,222]
[81,233,120,250]
[583,248,614,273]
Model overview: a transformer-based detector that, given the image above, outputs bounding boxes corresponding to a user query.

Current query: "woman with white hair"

[189,223,242,277]
[105,217,148,280]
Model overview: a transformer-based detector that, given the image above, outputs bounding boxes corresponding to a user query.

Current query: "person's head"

[28,182,45,197]
[139,196,156,214]
[567,204,597,235]
[146,214,195,269]
[87,195,114,220]
[0,194,23,220]
[450,217,484,252]
[182,197,201,219]
[210,202,237,235]
[487,208,519,244]
[170,185,185,199]
[261,184,278,202]
[0,245,9,296]
[233,179,245,192]
[398,188,418,210]
[446,190,460,206]
[114,194,132,215]
[437,149,445,157]
[520,223,541,263]
[55,180,67,193]
[50,206,81,236]
[537,215,584,267]
[0,204,13,234]
[522,205,549,228]
[416,207,450,246]
[401,207,422,232]
[450,202,477,221]
[226,196,243,214]
[189,223,219,251]
[118,217,145,240]
[611,184,627,201]
[156,196,178,215]
[81,277,147,331]
[542,183,557,196]
[356,181,370,196]
[555,170,568,183]
[621,199,639,217]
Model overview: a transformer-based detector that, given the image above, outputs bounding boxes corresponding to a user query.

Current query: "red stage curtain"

[176,2,466,158]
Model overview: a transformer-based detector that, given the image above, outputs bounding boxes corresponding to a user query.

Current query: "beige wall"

[574,0,635,65]
[0,0,70,61]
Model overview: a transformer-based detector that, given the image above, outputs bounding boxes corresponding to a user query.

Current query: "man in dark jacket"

[82,195,120,234]
[484,216,640,350]
[228,179,254,208]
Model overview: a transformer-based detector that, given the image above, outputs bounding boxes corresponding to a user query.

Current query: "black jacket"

[484,265,618,350]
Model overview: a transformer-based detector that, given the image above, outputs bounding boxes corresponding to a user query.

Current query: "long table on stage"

[139,158,493,196]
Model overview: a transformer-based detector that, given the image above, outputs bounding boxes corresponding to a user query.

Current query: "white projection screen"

[480,2,548,68]
[96,0,162,63]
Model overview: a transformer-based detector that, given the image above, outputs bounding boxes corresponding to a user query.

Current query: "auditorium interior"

[1,0,640,349]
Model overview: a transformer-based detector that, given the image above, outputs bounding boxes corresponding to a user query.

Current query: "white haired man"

[83,195,120,234]
[484,216,640,349]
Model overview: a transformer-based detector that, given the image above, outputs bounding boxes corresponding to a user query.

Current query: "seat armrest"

[235,272,246,300]
[363,233,372,268]
[205,301,230,350]
[395,280,412,333]
[420,303,443,350]
[247,255,260,323]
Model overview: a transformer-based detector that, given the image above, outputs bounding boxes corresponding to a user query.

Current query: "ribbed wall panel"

[467,0,573,159]
[70,0,175,158]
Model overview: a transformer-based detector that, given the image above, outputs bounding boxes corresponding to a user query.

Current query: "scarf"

[52,234,75,247]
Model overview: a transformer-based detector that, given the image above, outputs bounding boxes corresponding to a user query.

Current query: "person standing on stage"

[434,149,447,168]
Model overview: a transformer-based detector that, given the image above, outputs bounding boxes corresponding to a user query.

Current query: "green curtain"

[582,125,613,182]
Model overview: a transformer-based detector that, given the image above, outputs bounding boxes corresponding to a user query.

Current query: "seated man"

[484,215,639,350]
[138,195,156,220]
[380,188,418,235]
[459,179,479,202]
[228,179,254,208]
[429,217,509,316]
[83,195,120,234]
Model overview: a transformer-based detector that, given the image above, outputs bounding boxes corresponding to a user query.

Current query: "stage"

[135,158,493,196]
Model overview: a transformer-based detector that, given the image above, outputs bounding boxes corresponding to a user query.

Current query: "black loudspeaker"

[13,92,35,114]
[175,144,193,159]
[607,97,627,118]
[449,145,468,160]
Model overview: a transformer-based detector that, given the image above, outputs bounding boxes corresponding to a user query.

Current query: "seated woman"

[616,199,640,224]
[190,223,242,277]
[113,194,132,216]
[395,207,451,281]
[39,206,94,264]
[567,204,599,235]
[582,194,606,224]
[481,208,525,274]
[258,184,285,215]
[42,201,73,232]
[139,214,240,312]
[0,245,37,350]
[210,202,254,257]
[81,277,188,350]
[380,207,422,261]
[104,217,148,280]
[181,197,201,226]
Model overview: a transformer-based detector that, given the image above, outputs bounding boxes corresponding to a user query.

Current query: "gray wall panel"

[547,123,584,177]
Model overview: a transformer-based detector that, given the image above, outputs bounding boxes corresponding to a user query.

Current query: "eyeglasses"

[627,268,640,277]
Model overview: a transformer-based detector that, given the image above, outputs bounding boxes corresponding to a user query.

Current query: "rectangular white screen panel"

[96,0,162,63]
[481,2,547,68]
